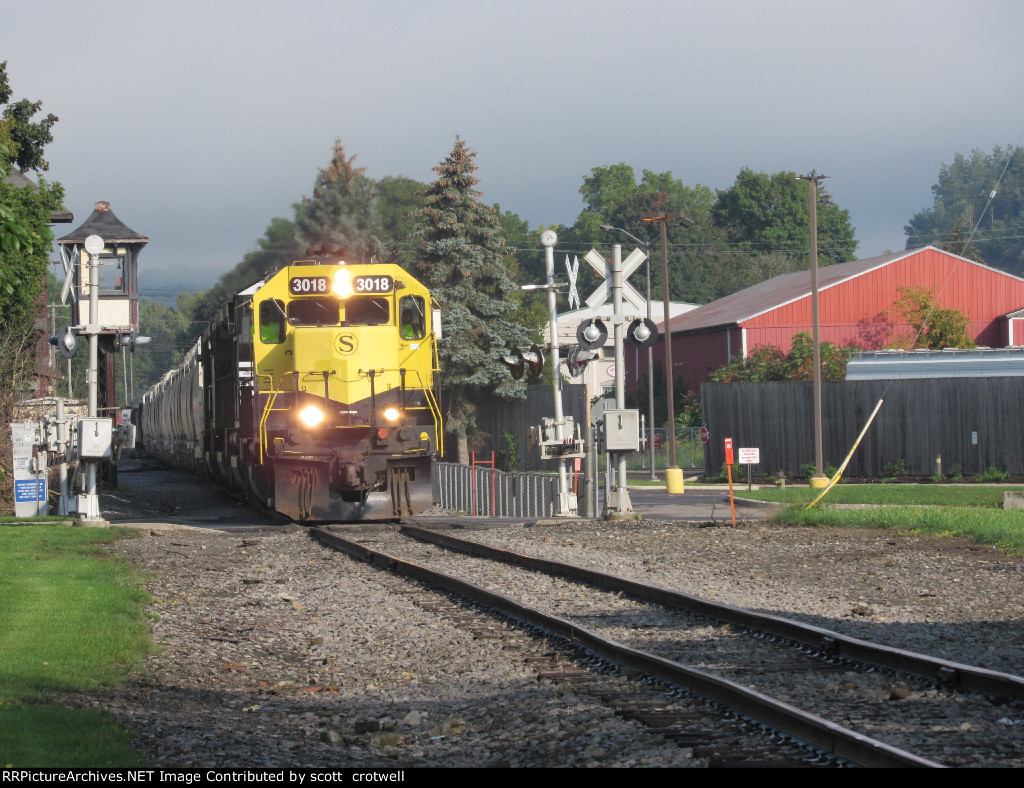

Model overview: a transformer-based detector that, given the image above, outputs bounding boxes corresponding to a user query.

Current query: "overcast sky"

[5,0,1023,297]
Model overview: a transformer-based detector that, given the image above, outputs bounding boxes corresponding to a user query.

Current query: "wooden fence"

[702,378,1024,478]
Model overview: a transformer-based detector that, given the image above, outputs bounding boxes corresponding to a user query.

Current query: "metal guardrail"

[433,461,560,518]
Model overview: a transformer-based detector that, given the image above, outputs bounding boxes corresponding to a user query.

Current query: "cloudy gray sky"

[5,0,1023,296]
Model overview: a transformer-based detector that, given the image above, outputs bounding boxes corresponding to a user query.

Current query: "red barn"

[632,246,1024,392]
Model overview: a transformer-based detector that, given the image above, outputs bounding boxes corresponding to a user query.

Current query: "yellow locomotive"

[141,256,442,521]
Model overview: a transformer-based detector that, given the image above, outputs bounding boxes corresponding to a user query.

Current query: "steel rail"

[309,526,943,768]
[402,523,1024,702]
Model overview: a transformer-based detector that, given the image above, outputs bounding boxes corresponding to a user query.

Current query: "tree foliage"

[713,168,858,267]
[554,164,858,308]
[0,66,62,336]
[294,141,378,263]
[411,137,529,462]
[905,145,1024,274]
[0,62,57,174]
[884,285,975,350]
[709,332,857,383]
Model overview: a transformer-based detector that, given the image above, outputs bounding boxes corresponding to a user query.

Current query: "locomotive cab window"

[399,295,426,340]
[288,297,340,326]
[259,299,286,344]
[342,297,390,326]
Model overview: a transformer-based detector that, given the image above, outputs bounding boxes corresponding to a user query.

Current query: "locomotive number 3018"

[353,275,393,293]
[289,275,394,295]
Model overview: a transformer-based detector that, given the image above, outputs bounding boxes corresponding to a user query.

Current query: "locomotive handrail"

[253,368,443,461]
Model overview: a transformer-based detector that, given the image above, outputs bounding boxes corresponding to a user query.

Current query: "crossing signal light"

[500,350,526,380]
[49,326,78,360]
[576,318,607,350]
[625,317,658,349]
[565,344,599,377]
[500,345,545,381]
[522,344,544,380]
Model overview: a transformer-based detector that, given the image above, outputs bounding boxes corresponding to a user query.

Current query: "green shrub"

[981,466,1009,482]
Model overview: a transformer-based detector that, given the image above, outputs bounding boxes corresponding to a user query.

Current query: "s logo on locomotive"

[335,332,357,355]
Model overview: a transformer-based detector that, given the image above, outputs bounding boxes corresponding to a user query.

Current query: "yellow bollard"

[665,467,685,494]
[809,476,830,489]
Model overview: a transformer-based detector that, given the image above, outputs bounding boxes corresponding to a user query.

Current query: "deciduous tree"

[905,146,1024,274]
[0,67,63,337]
[885,285,975,350]
[713,168,858,267]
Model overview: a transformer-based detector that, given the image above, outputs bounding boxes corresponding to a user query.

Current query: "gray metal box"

[78,418,113,459]
[603,409,640,452]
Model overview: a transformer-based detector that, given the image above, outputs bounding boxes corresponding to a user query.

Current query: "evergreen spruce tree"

[412,137,529,463]
[295,140,378,262]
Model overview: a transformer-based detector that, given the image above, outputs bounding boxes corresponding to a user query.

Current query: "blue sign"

[15,479,46,503]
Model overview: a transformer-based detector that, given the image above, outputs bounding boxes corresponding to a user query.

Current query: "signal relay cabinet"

[78,417,114,460]
[603,409,640,452]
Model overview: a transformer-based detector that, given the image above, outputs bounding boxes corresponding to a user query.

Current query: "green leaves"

[710,332,857,383]
[905,146,1024,275]
[885,285,975,350]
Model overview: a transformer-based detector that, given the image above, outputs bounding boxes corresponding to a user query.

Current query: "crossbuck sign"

[582,248,647,312]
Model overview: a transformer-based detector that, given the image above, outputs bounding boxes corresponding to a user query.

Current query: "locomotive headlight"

[382,407,401,423]
[298,405,325,428]
[333,269,353,299]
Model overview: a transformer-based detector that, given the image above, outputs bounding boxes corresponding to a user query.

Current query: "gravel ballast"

[62,466,1024,767]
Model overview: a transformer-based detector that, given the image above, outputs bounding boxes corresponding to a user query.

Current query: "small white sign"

[738,447,760,465]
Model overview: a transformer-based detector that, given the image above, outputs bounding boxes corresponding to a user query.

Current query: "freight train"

[139,255,442,521]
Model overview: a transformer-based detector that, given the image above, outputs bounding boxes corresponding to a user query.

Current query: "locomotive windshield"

[288,298,339,325]
[285,296,391,327]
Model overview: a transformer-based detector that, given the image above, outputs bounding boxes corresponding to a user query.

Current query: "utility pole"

[641,211,693,494]
[798,173,829,489]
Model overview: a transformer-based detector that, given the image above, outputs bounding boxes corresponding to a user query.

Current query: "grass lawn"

[735,484,1024,507]
[737,485,1024,556]
[0,525,151,767]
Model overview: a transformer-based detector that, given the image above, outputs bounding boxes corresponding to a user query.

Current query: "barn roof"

[4,169,74,223]
[662,246,1024,335]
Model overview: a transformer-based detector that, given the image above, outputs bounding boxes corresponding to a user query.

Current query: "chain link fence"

[626,426,705,471]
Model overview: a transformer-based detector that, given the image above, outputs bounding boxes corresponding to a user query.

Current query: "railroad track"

[307,523,1024,767]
